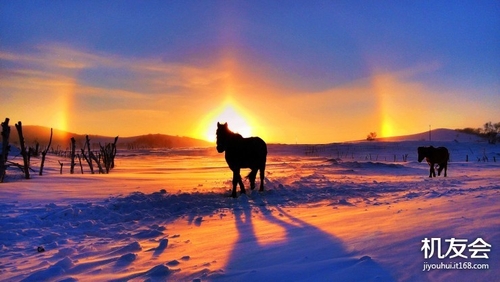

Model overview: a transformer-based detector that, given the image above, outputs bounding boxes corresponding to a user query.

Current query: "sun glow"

[198,101,254,142]
[371,73,398,138]
[381,117,394,138]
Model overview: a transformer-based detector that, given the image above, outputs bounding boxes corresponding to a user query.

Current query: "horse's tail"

[442,148,450,162]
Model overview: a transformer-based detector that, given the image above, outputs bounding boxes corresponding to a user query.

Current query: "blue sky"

[1,1,499,143]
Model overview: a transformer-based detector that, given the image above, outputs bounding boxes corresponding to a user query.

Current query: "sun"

[198,102,253,142]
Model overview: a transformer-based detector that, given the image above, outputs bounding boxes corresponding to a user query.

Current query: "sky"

[1,1,499,144]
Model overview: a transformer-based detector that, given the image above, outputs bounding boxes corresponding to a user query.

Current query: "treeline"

[126,134,175,149]
[457,121,500,144]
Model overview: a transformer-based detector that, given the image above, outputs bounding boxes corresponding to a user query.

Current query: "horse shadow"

[212,194,395,281]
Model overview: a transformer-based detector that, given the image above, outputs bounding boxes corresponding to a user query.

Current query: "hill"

[3,126,487,152]
[7,125,212,150]
[375,128,485,142]
[120,134,213,149]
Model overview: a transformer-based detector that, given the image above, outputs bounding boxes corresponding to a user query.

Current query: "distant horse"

[417,146,449,177]
[216,122,267,198]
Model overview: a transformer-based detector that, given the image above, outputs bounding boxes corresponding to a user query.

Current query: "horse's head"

[216,122,229,153]
[417,147,426,162]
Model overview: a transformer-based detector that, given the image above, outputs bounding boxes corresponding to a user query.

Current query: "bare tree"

[366,132,377,141]
[483,122,499,144]
[83,135,94,174]
[100,136,119,173]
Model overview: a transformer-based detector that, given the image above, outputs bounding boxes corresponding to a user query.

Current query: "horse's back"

[246,136,267,154]
[226,136,267,169]
[241,137,267,161]
[436,147,449,162]
[421,146,449,163]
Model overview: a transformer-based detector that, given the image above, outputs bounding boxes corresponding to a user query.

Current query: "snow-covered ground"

[1,137,499,281]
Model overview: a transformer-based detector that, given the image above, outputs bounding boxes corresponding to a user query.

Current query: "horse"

[216,122,267,198]
[417,146,449,177]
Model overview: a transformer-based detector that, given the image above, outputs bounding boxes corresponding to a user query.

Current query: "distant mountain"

[8,125,212,150]
[376,128,485,142]
[4,126,487,151]
[120,134,212,149]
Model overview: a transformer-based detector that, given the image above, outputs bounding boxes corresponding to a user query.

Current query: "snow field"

[0,139,499,281]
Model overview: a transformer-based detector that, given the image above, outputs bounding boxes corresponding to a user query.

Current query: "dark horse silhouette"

[418,146,449,177]
[216,122,267,198]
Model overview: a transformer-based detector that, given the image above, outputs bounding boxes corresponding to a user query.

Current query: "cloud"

[1,43,496,142]
[1,43,229,92]
[1,44,228,99]
[0,44,236,136]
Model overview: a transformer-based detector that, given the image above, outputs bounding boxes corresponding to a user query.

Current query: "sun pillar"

[371,74,395,138]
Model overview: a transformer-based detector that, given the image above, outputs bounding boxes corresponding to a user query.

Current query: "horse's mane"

[227,129,243,139]
[217,124,243,139]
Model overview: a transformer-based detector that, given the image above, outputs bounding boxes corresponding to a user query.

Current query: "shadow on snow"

[209,195,395,281]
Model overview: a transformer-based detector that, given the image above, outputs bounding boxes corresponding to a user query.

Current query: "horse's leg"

[238,169,247,194]
[238,173,245,193]
[429,163,435,178]
[437,164,443,176]
[232,169,242,198]
[444,163,447,177]
[259,165,265,191]
[248,169,257,190]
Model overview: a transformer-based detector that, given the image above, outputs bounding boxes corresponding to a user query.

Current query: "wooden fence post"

[90,151,104,174]
[77,154,84,174]
[111,136,118,169]
[0,118,10,182]
[70,137,76,174]
[58,161,63,174]
[15,121,30,179]
[39,128,53,176]
[85,135,94,174]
